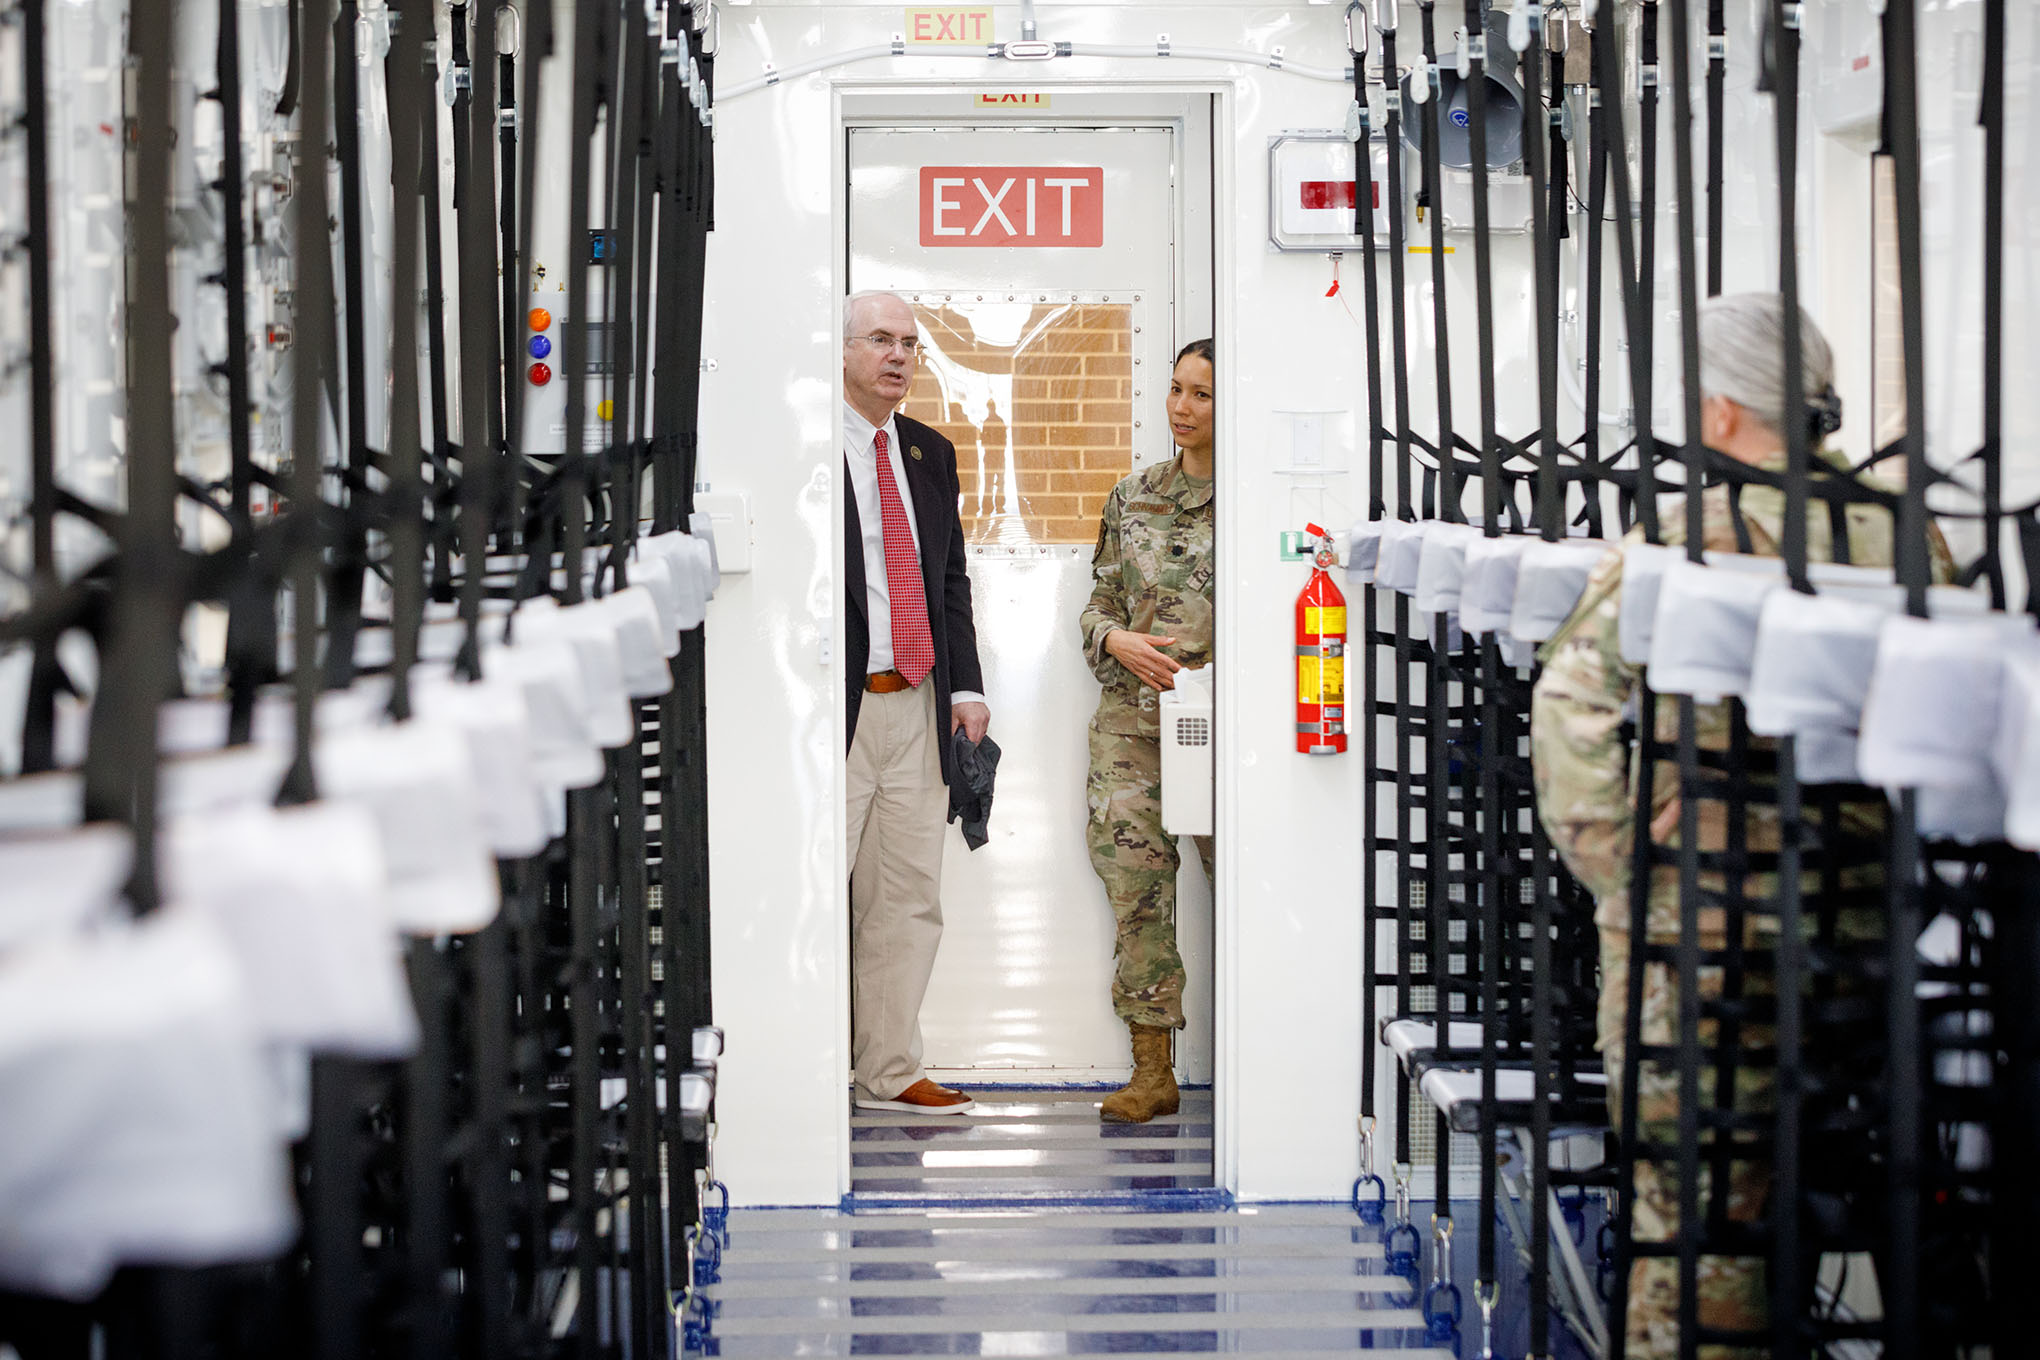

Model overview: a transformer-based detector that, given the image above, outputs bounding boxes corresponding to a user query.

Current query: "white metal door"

[847,126,1212,1082]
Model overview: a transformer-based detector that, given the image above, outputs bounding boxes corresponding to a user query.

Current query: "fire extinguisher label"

[1298,655,1346,704]
[1304,605,1347,637]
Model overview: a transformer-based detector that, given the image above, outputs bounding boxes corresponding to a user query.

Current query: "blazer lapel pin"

[910,445,924,461]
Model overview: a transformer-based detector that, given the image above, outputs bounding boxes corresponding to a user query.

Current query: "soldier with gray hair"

[1529,293,1950,1356]
[1697,291,1845,445]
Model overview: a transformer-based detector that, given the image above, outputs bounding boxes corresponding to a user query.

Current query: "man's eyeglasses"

[851,333,922,356]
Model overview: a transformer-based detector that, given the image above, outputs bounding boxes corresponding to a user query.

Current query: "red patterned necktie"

[873,429,935,686]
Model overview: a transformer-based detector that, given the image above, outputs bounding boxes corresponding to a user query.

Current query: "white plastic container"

[1159,665,1215,836]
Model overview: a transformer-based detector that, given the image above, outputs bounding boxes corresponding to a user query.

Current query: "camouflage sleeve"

[1078,484,1130,682]
[1529,547,1639,906]
[1928,519,1957,585]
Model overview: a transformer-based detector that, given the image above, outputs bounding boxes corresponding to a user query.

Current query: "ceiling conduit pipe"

[720,34,1357,100]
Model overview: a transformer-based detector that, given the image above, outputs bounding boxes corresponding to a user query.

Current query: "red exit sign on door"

[919,167,1104,247]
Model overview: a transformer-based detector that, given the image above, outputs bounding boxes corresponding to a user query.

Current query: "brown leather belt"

[865,669,913,694]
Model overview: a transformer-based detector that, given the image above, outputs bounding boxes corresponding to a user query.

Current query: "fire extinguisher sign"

[1298,650,1344,706]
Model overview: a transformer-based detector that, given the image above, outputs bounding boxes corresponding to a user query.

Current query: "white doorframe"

[829,81,1235,1199]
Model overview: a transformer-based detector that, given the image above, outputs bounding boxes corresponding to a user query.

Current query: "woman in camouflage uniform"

[1530,295,1951,1358]
[1077,338,1215,1124]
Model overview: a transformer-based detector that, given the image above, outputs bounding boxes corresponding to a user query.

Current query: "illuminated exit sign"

[975,93,1050,109]
[905,7,993,44]
[919,167,1104,247]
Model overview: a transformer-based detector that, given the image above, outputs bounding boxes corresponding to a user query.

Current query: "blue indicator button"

[529,335,552,360]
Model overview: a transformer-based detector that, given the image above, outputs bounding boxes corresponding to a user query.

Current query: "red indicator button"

[528,307,553,332]
[528,362,552,386]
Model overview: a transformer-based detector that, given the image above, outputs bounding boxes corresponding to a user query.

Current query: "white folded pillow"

[1345,520,1385,585]
[1413,522,1483,617]
[1459,535,1534,638]
[163,802,418,1057]
[1375,519,1428,596]
[510,598,635,749]
[0,823,131,953]
[1644,556,1784,703]
[313,718,501,934]
[1511,540,1613,644]
[1858,613,2038,843]
[0,908,297,1299]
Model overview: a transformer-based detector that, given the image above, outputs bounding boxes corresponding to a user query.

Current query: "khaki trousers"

[847,682,948,1101]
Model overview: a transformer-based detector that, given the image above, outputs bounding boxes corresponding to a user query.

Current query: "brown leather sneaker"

[854,1079,977,1114]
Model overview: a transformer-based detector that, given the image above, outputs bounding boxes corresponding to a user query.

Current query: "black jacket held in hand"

[844,412,985,787]
[947,729,1001,851]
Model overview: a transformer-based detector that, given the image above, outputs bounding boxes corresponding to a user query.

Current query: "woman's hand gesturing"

[1104,629,1184,692]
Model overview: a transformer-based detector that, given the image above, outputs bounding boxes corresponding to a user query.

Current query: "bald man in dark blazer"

[841,290,989,1114]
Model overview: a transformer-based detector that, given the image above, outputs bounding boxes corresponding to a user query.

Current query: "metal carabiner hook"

[1346,2,1371,59]
[494,3,520,58]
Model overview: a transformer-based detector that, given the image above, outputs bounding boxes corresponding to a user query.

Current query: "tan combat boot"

[1100,1023,1179,1124]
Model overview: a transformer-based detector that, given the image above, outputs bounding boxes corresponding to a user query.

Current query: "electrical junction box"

[693,491,752,574]
[1807,0,1882,140]
[1159,665,1214,836]
[1438,168,1535,234]
[1268,132,1394,251]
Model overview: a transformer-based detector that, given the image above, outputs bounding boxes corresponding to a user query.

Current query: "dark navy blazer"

[844,412,984,786]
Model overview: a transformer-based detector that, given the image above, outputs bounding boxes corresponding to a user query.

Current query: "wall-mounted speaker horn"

[1400,14,1527,170]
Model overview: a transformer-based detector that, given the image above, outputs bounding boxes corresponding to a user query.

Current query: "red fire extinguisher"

[1296,523,1348,755]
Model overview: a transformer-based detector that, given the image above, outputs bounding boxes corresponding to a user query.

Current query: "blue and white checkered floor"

[680,1088,1597,1355]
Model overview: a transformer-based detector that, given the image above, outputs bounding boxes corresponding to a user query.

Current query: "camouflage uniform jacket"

[1530,447,1953,936]
[1080,456,1215,738]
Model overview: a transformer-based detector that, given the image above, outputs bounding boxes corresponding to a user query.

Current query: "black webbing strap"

[560,6,612,1345]
[1353,10,1383,1174]
[600,11,666,1354]
[1594,0,1653,1346]
[505,0,554,625]
[384,4,428,722]
[558,0,608,608]
[323,0,373,690]
[1460,0,1503,1303]
[619,6,666,578]
[652,0,704,1265]
[1521,12,1560,1355]
[1979,0,2006,609]
[80,0,181,915]
[1591,0,1660,545]
[18,0,59,772]
[1881,5,1931,1353]
[1383,18,1414,525]
[452,0,501,677]
[214,0,278,746]
[1763,16,1814,1307]
[1376,9,1420,1200]
[1704,0,1726,296]
[1771,4,1813,594]
[1582,66,1609,538]
[1528,7,1563,543]
[379,20,450,1349]
[1416,3,1459,523]
[277,10,343,1353]
[599,0,650,593]
[417,96,455,609]
[498,18,521,521]
[1635,0,1660,448]
[1414,4,1457,1227]
[1664,6,1711,1353]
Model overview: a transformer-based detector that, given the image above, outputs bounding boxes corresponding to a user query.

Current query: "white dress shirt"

[843,402,984,705]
